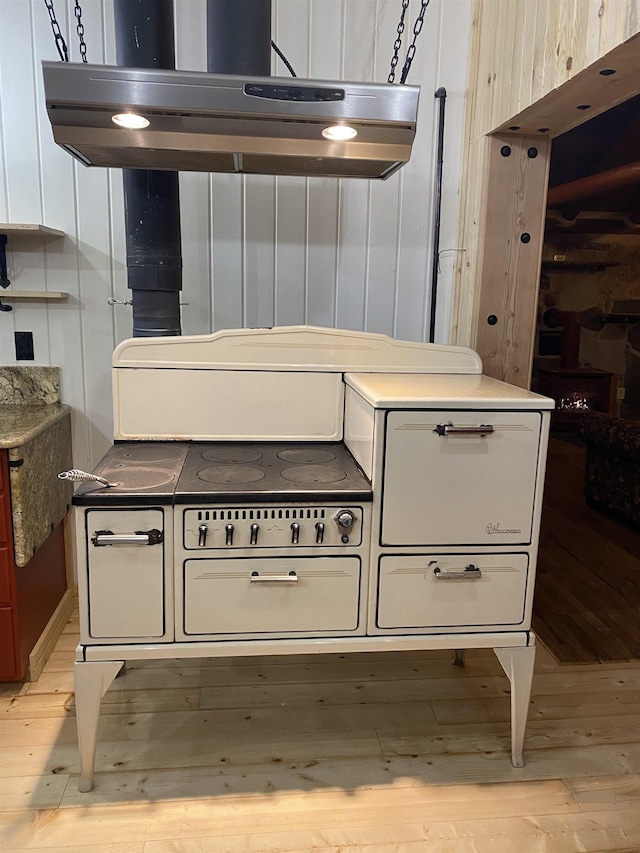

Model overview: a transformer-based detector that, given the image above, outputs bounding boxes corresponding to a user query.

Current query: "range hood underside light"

[42,62,419,179]
[53,123,413,178]
[112,112,150,129]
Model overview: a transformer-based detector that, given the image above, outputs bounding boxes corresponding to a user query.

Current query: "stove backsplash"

[0,366,61,405]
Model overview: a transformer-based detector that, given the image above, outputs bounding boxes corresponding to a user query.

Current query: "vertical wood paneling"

[33,0,90,469]
[364,0,401,336]
[67,0,115,465]
[271,0,310,328]
[430,0,472,344]
[211,175,244,330]
[274,177,307,326]
[365,180,401,336]
[585,0,607,65]
[516,0,538,114]
[306,178,339,328]
[541,0,562,103]
[335,183,369,331]
[2,1,43,220]
[491,0,517,132]
[599,0,627,55]
[625,0,640,39]
[555,0,582,90]
[305,0,341,328]
[530,0,550,107]
[273,0,310,79]
[0,99,8,226]
[2,1,49,372]
[394,0,453,342]
[334,0,375,332]
[244,176,276,328]
[472,0,499,146]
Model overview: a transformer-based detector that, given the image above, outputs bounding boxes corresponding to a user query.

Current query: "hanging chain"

[43,0,87,62]
[74,0,88,63]
[388,0,431,85]
[388,0,410,84]
[399,0,430,83]
[43,0,69,62]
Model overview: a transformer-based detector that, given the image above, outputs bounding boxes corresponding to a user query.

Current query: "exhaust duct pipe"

[114,0,182,337]
[207,0,272,75]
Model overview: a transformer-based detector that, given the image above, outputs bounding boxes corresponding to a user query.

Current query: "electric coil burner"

[73,441,371,502]
[69,325,553,793]
[177,442,371,501]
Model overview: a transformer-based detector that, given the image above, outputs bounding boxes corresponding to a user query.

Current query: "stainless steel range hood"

[42,62,419,179]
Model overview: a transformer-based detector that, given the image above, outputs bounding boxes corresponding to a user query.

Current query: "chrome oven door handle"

[433,564,482,580]
[91,529,163,546]
[434,423,494,436]
[250,571,299,584]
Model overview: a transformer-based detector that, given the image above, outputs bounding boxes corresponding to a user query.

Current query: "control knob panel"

[183,505,363,550]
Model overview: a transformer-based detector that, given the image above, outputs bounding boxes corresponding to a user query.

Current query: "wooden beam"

[473,134,550,388]
[547,160,640,206]
[492,37,640,140]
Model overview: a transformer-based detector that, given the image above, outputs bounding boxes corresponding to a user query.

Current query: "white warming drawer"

[382,410,542,546]
[85,508,168,640]
[377,553,530,630]
[183,556,361,637]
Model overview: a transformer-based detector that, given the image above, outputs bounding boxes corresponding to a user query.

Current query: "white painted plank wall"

[0,0,471,470]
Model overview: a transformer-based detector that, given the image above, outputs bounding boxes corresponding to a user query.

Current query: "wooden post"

[473,134,550,388]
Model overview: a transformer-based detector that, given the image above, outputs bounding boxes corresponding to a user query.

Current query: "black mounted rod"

[114,0,182,337]
[428,87,447,343]
[0,235,10,288]
[207,0,272,75]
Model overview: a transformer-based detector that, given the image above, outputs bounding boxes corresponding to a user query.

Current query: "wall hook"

[0,296,13,312]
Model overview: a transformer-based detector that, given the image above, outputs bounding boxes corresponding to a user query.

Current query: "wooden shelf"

[0,224,64,240]
[0,291,68,301]
[0,226,66,289]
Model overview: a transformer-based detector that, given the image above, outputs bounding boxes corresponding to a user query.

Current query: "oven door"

[180,556,361,639]
[382,410,543,546]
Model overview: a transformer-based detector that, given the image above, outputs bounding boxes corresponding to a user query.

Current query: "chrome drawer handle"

[250,570,299,584]
[91,529,163,547]
[433,564,482,580]
[434,423,494,436]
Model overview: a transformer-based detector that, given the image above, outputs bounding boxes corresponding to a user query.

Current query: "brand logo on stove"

[486,522,522,535]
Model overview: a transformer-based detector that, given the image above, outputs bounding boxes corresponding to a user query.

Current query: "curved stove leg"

[494,643,536,768]
[74,659,124,792]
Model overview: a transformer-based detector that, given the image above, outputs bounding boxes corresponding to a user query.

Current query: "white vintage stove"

[69,326,553,792]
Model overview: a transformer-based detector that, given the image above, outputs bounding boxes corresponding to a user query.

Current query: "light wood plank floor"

[1,611,640,852]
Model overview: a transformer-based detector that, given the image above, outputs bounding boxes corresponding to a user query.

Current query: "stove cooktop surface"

[72,442,372,506]
[175,442,372,503]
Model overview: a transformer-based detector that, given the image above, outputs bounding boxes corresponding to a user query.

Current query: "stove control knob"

[315,522,325,544]
[335,510,355,530]
[250,523,259,545]
[198,523,208,547]
[225,523,234,546]
[291,522,300,544]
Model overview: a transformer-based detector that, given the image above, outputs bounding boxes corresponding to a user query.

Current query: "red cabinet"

[0,450,68,681]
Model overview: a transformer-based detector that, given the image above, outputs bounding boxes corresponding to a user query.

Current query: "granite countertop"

[0,403,72,450]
